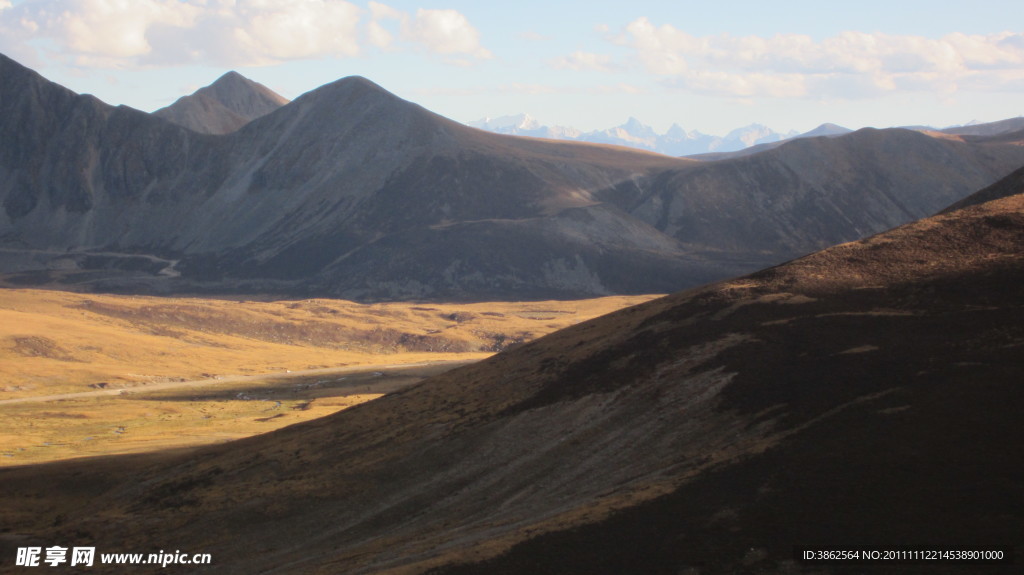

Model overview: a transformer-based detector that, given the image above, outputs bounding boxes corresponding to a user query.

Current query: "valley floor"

[0,288,658,465]
[0,360,475,466]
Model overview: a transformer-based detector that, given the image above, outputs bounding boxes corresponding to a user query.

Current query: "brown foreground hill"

[1,184,1022,573]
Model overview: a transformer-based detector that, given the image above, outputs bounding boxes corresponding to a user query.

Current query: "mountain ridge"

[4,52,1024,301]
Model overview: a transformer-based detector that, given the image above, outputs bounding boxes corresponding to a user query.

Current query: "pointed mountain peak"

[622,116,646,129]
[617,117,656,138]
[197,71,288,112]
[287,75,398,109]
[797,123,852,139]
[287,75,417,119]
[316,75,390,95]
[214,70,247,83]
[153,71,288,134]
[204,70,265,95]
[666,123,686,136]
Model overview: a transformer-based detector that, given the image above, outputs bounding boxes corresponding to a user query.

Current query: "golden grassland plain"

[0,288,659,465]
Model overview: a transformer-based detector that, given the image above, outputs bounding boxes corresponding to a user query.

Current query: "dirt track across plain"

[0,359,480,406]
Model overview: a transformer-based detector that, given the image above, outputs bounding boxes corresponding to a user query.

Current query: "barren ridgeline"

[5,52,1024,300]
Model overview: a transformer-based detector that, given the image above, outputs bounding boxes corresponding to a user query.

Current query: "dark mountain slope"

[609,126,1024,259]
[4,52,1024,300]
[0,54,705,299]
[3,183,1021,573]
[437,193,1024,575]
[0,55,226,234]
[153,71,289,134]
[943,162,1024,212]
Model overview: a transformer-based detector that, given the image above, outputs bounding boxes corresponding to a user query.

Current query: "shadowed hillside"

[943,163,1024,212]
[1,171,1021,573]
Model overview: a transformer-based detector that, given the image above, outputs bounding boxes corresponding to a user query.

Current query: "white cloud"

[368,1,403,21]
[0,0,362,67]
[593,82,643,95]
[0,0,490,68]
[551,50,617,72]
[614,17,1024,98]
[366,20,395,49]
[497,82,558,95]
[363,4,491,62]
[404,8,491,59]
[365,0,400,49]
[669,70,807,99]
[417,82,643,99]
[232,1,362,63]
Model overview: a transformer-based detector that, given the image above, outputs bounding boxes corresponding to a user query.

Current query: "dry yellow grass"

[0,362,469,465]
[0,289,656,397]
[0,288,659,465]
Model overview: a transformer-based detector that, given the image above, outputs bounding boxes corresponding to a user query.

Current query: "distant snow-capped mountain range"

[466,114,852,156]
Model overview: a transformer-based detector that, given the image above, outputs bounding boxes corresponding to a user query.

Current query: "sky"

[2,0,1024,136]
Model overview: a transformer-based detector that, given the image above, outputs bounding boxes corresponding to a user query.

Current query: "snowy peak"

[722,123,799,149]
[468,113,541,132]
[465,114,798,156]
[620,116,656,138]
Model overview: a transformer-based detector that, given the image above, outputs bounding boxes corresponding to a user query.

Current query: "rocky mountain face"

[4,52,1024,301]
[5,181,1021,574]
[0,53,697,300]
[152,71,289,134]
[605,126,1024,260]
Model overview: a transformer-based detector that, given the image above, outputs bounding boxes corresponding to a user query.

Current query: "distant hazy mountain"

[4,51,1024,301]
[466,113,582,139]
[14,180,1023,573]
[471,114,1024,157]
[467,113,541,133]
[793,122,852,138]
[686,122,853,160]
[468,115,800,155]
[939,117,1024,137]
[153,71,289,134]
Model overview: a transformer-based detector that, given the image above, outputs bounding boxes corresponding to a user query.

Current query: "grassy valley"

[0,289,656,465]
